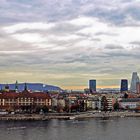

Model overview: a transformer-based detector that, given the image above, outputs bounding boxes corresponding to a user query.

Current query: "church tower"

[15,80,18,92]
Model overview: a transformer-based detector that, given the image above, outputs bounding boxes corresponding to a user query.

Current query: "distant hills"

[0,83,62,92]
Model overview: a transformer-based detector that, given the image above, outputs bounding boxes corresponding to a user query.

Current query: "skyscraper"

[120,79,128,92]
[89,80,96,93]
[130,72,139,93]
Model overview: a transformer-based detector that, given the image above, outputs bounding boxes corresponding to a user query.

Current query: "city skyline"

[0,72,137,90]
[1,0,140,90]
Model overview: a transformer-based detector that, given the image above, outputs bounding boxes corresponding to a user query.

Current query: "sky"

[0,0,140,90]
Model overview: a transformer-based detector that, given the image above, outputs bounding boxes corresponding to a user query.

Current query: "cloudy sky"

[0,0,140,90]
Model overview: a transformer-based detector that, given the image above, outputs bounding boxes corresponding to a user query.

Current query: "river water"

[0,117,140,140]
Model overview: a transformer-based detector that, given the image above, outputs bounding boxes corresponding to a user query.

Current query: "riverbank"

[0,111,140,121]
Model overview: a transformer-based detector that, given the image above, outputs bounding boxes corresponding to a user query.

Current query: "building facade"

[130,72,139,93]
[0,91,52,113]
[89,80,96,93]
[120,79,128,93]
[119,98,140,110]
[136,82,140,94]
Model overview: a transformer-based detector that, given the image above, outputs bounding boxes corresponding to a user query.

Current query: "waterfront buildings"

[106,96,116,110]
[130,72,139,93]
[2,72,140,114]
[120,79,128,93]
[0,85,52,113]
[119,98,140,110]
[97,96,102,110]
[89,80,96,93]
[100,95,116,111]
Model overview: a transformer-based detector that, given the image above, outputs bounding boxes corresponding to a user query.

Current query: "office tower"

[130,72,139,93]
[120,79,128,92]
[89,79,96,93]
[136,82,140,94]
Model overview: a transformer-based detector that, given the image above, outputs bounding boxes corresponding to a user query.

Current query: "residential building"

[119,98,140,109]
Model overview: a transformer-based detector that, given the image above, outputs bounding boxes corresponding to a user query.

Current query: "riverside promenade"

[0,111,140,121]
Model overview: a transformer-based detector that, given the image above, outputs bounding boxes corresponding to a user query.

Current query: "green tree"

[113,102,119,111]
[101,96,108,111]
[42,106,49,113]
[35,106,41,113]
[124,93,128,98]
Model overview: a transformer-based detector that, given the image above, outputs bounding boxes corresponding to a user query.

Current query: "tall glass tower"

[89,80,96,93]
[120,79,128,92]
[130,72,139,93]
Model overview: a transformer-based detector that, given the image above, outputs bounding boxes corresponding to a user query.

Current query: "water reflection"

[0,118,140,140]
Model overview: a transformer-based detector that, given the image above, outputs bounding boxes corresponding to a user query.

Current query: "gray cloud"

[0,0,139,26]
[105,44,124,50]
[130,41,140,45]
[95,32,118,36]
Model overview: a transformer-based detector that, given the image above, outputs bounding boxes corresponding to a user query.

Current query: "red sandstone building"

[0,89,52,113]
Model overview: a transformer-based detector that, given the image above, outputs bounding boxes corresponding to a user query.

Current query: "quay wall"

[1,112,140,121]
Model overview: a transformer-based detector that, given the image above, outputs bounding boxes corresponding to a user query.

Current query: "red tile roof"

[0,91,51,99]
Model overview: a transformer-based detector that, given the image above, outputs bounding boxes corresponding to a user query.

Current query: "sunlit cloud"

[12,33,46,43]
[3,22,55,34]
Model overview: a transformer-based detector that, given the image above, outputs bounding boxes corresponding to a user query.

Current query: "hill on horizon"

[0,83,62,92]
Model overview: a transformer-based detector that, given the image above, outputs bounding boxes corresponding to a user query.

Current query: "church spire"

[15,80,18,92]
[24,83,27,91]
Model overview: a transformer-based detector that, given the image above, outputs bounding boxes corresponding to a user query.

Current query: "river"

[0,117,140,140]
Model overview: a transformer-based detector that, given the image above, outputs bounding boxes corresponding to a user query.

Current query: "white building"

[119,98,140,109]
[130,72,139,93]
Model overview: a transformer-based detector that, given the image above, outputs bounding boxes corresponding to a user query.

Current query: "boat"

[69,116,76,120]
